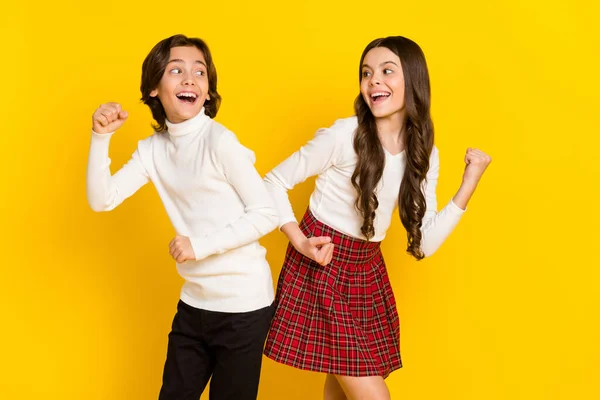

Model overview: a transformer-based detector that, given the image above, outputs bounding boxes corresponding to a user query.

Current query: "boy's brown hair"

[140,34,221,132]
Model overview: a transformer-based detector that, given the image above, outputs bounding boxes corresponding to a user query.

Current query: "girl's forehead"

[364,47,400,63]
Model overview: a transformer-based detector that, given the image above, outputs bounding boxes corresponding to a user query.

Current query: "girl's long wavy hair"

[351,36,434,260]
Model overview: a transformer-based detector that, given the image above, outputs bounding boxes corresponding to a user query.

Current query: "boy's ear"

[150,89,158,97]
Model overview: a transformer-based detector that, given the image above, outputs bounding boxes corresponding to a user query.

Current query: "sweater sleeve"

[420,146,466,257]
[86,131,150,212]
[189,132,279,261]
[263,121,344,228]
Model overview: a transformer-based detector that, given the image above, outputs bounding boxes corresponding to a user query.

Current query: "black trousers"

[158,300,275,400]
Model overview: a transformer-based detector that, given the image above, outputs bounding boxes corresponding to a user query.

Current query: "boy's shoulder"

[204,119,243,150]
[135,131,159,151]
[205,118,232,140]
[205,119,256,162]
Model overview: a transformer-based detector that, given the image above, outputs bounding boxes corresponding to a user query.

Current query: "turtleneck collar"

[165,108,210,137]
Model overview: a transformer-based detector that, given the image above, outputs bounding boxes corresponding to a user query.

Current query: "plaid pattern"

[264,209,402,377]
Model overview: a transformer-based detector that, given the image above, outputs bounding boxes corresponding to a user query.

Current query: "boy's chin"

[168,108,202,123]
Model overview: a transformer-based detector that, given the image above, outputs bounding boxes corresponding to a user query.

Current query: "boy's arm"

[86,103,150,211]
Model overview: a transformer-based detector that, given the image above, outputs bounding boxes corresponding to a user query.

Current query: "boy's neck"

[166,108,208,137]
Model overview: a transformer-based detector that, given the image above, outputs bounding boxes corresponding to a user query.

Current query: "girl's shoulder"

[313,115,357,146]
[327,115,358,137]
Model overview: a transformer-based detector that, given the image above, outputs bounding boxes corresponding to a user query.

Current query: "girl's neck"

[376,113,405,154]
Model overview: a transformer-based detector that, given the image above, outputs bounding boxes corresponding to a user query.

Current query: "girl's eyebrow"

[362,61,399,69]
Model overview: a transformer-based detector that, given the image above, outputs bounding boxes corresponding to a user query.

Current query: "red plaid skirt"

[264,209,402,377]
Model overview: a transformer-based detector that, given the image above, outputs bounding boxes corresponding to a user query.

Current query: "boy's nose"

[182,74,195,85]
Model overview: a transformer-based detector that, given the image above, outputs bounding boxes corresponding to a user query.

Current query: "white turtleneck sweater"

[86,109,277,312]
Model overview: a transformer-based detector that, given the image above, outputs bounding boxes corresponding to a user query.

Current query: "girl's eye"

[362,71,371,78]
[194,70,204,76]
[384,68,393,74]
[171,68,181,74]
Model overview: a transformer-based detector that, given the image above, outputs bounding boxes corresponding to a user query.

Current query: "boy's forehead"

[169,46,206,62]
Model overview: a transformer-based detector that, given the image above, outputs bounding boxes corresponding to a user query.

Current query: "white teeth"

[371,92,390,98]
[177,92,197,98]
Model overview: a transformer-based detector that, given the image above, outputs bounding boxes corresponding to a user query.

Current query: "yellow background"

[2,0,599,398]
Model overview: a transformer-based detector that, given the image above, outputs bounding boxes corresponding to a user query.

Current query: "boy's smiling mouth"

[176,91,198,104]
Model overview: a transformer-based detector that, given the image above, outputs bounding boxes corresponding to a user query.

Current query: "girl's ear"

[150,89,158,97]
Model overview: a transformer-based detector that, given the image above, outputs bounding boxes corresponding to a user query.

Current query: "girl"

[263,36,492,399]
[86,34,277,400]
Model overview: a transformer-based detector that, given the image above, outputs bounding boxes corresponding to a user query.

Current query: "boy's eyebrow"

[167,59,207,67]
[362,61,400,68]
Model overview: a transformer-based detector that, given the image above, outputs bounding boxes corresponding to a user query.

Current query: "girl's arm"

[281,221,333,266]
[263,121,348,265]
[452,148,492,209]
[420,147,492,257]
